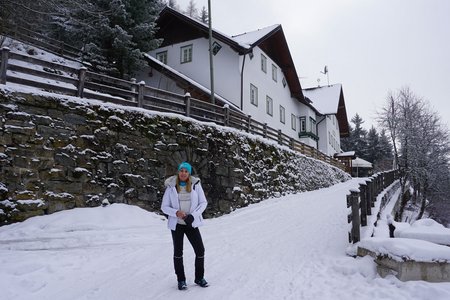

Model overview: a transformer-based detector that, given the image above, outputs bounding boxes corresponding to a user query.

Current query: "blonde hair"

[176,175,192,193]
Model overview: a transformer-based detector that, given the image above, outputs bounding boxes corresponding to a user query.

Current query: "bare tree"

[378,86,450,222]
[185,0,198,18]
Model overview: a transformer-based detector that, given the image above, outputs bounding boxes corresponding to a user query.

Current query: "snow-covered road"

[1,178,450,300]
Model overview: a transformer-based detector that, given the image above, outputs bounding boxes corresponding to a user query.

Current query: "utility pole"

[208,0,215,104]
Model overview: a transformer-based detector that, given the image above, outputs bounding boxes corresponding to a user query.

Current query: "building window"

[309,117,316,135]
[180,45,193,63]
[282,77,287,88]
[266,96,273,116]
[212,41,222,55]
[272,64,278,82]
[261,54,267,73]
[279,105,285,124]
[250,84,258,106]
[300,117,306,132]
[156,51,167,64]
[291,114,296,130]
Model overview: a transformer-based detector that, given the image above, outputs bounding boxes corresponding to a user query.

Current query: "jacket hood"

[164,175,200,188]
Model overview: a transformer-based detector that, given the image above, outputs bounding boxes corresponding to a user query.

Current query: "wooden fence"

[0,47,346,170]
[347,170,399,243]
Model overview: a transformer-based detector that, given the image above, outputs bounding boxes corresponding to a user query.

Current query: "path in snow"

[1,178,450,300]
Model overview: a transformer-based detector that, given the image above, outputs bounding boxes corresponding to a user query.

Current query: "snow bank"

[358,237,450,263]
[395,219,450,246]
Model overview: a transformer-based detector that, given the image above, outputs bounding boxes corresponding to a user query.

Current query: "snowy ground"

[1,178,450,300]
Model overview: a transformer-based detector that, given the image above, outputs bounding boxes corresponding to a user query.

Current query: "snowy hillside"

[1,178,449,300]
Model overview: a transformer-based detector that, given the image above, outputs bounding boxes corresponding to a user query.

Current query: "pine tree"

[48,0,164,78]
[366,126,380,163]
[340,124,354,152]
[350,113,368,159]
[199,6,208,24]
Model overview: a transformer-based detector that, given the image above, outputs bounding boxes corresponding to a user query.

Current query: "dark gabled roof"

[155,6,308,106]
[156,7,248,53]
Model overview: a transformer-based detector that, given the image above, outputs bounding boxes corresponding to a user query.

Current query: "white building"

[303,84,350,156]
[139,7,341,149]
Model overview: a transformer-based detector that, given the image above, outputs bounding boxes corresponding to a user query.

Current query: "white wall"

[318,115,341,156]
[147,39,319,146]
[135,67,184,94]
[241,47,308,142]
[148,38,241,108]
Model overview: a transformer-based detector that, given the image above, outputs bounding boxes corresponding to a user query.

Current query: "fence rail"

[347,170,399,243]
[0,47,346,170]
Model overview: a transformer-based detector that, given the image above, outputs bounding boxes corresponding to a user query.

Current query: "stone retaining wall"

[0,89,350,225]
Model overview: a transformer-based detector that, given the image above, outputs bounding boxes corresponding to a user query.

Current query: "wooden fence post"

[278,129,282,145]
[184,92,191,117]
[0,47,10,84]
[263,123,268,138]
[347,193,352,243]
[130,78,137,101]
[347,191,361,243]
[247,115,251,132]
[76,67,87,98]
[290,138,295,150]
[359,183,368,226]
[365,179,372,215]
[369,178,375,207]
[137,81,145,108]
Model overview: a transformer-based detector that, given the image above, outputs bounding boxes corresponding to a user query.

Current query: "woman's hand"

[176,210,187,219]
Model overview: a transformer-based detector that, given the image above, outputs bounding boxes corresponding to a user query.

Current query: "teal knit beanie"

[178,162,192,174]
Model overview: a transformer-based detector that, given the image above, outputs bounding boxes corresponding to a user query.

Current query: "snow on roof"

[335,151,355,158]
[231,24,280,48]
[352,157,373,168]
[303,84,342,115]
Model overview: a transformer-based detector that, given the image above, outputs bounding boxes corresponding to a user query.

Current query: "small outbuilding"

[351,157,373,177]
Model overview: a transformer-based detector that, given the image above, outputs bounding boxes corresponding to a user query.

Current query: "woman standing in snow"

[161,162,209,290]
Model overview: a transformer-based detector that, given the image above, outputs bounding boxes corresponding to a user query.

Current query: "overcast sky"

[174,0,450,130]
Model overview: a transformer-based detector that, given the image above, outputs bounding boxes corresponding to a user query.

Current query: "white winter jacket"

[161,175,208,231]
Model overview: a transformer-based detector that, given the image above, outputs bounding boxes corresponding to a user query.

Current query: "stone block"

[358,246,450,282]
[63,113,87,126]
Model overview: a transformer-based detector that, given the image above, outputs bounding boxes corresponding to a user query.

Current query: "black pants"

[171,224,205,282]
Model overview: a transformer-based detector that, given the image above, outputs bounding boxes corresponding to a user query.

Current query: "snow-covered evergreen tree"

[3,0,164,78]
[199,6,208,24]
[349,113,368,159]
[65,0,163,78]
[365,126,380,163]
